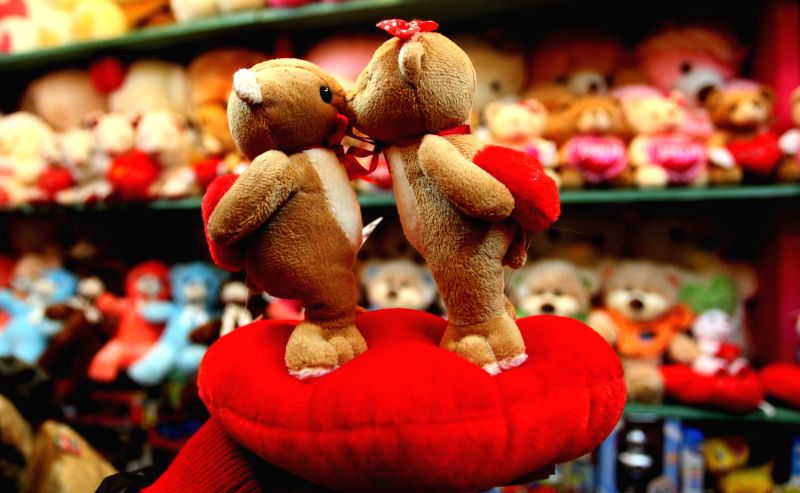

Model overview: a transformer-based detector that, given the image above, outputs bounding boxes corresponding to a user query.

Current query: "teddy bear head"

[484,99,548,142]
[228,59,348,160]
[704,83,774,131]
[126,260,170,301]
[624,92,686,135]
[28,268,78,305]
[601,261,682,322]
[347,30,475,143]
[511,259,598,318]
[547,96,627,143]
[360,259,437,310]
[169,262,227,308]
[0,112,55,184]
[86,112,136,156]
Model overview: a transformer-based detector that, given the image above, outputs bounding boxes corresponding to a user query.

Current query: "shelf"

[625,402,800,425]
[0,0,556,71]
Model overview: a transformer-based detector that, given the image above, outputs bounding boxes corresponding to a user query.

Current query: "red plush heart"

[473,145,561,232]
[760,363,800,408]
[199,309,625,492]
[201,174,245,272]
[661,364,764,413]
[727,131,782,175]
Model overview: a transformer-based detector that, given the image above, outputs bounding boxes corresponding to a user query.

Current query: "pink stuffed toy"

[88,260,170,382]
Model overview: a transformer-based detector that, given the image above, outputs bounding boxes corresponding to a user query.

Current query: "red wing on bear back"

[472,145,561,232]
[202,175,246,272]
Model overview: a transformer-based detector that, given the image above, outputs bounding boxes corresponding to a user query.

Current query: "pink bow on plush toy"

[376,19,439,40]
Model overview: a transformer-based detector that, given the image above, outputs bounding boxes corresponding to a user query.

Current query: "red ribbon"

[376,19,439,40]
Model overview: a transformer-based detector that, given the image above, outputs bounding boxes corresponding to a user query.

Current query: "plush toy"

[622,89,708,187]
[107,150,161,201]
[0,0,39,53]
[588,260,697,402]
[53,128,113,204]
[704,437,773,493]
[347,19,560,373]
[204,59,367,379]
[479,99,560,187]
[359,258,437,311]
[190,279,253,344]
[0,268,77,364]
[454,34,526,128]
[127,262,225,386]
[636,24,744,138]
[304,34,385,90]
[71,0,129,41]
[510,259,598,320]
[760,313,800,408]
[115,0,172,28]
[136,110,197,198]
[0,112,56,206]
[170,0,261,22]
[109,60,192,118]
[88,260,170,382]
[21,69,108,131]
[704,82,782,182]
[548,95,631,188]
[778,86,800,182]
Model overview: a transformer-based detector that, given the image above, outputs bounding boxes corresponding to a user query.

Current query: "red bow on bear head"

[376,19,439,40]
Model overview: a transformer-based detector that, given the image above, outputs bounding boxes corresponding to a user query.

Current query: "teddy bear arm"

[779,128,800,154]
[668,332,700,364]
[418,135,514,221]
[586,309,619,346]
[0,290,26,315]
[96,293,126,317]
[208,151,297,245]
[139,301,175,323]
[628,137,650,167]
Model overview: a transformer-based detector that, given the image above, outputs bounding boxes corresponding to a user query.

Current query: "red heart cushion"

[727,131,782,175]
[661,364,764,413]
[760,363,800,408]
[198,309,625,492]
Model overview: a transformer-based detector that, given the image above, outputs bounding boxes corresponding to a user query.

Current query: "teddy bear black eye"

[680,62,692,74]
[320,86,333,104]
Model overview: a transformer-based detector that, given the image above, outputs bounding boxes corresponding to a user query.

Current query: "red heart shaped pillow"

[198,309,625,492]
[760,363,800,408]
[661,364,764,413]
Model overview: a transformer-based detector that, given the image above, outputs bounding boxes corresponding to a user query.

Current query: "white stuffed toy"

[0,112,56,205]
[360,259,438,311]
[510,259,598,319]
[136,111,197,198]
[54,128,113,204]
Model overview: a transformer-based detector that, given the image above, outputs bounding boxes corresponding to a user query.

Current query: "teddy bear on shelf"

[359,258,438,311]
[190,280,254,345]
[88,260,170,382]
[778,86,800,182]
[704,82,782,183]
[127,262,225,386]
[547,95,631,188]
[0,112,57,206]
[21,69,108,132]
[136,110,199,198]
[623,89,708,188]
[204,59,369,379]
[478,99,560,187]
[170,0,262,22]
[588,260,697,403]
[0,267,78,364]
[510,259,598,320]
[347,19,560,373]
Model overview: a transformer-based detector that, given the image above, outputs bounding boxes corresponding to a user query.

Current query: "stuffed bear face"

[512,260,597,318]
[603,262,681,322]
[484,100,548,141]
[625,94,686,135]
[553,96,627,139]
[28,269,77,305]
[135,111,187,158]
[692,308,734,341]
[348,32,475,143]
[360,259,437,310]
[228,59,348,160]
[169,262,226,307]
[87,113,136,156]
[0,113,55,183]
[704,85,774,130]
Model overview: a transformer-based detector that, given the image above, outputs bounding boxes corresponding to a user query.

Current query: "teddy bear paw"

[285,321,340,380]
[324,324,368,366]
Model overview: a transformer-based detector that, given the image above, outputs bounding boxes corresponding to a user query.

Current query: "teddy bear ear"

[399,41,424,85]
[232,69,263,105]
[697,86,719,106]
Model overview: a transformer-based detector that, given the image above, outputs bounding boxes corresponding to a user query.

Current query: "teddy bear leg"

[504,296,517,320]
[778,159,800,182]
[623,360,664,404]
[709,166,743,185]
[635,165,669,189]
[88,340,124,382]
[285,321,342,379]
[560,168,584,189]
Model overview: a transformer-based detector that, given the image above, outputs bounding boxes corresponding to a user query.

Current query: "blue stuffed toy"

[0,268,78,363]
[128,262,227,385]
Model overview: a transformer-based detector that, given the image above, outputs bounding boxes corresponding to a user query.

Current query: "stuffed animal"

[623,89,708,187]
[71,0,129,41]
[704,82,782,182]
[304,34,384,90]
[88,260,170,382]
[135,110,196,198]
[108,60,192,118]
[127,262,225,385]
[0,112,56,206]
[0,0,36,53]
[170,0,261,22]
[510,259,598,320]
[479,99,560,187]
[190,279,253,344]
[778,86,800,182]
[53,128,113,204]
[453,34,526,128]
[204,59,367,379]
[21,69,108,131]
[636,24,744,138]
[347,19,560,373]
[0,267,78,363]
[548,95,631,188]
[588,260,697,402]
[359,258,437,311]
[115,0,172,28]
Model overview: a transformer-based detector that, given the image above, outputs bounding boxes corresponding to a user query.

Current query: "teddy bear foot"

[324,324,368,366]
[442,315,527,375]
[285,321,340,379]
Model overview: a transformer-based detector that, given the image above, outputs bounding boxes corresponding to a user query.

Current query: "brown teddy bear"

[778,86,800,182]
[347,20,559,374]
[510,259,598,320]
[206,59,367,379]
[704,82,782,182]
[588,260,698,403]
[547,95,632,188]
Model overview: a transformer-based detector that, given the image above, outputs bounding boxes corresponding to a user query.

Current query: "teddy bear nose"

[587,81,600,94]
[629,298,644,311]
[541,303,555,314]
[387,288,398,299]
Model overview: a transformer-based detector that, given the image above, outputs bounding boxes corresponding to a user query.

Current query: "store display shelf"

[625,402,800,425]
[0,0,554,71]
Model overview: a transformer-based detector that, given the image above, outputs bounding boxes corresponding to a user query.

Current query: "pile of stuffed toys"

[0,0,349,54]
